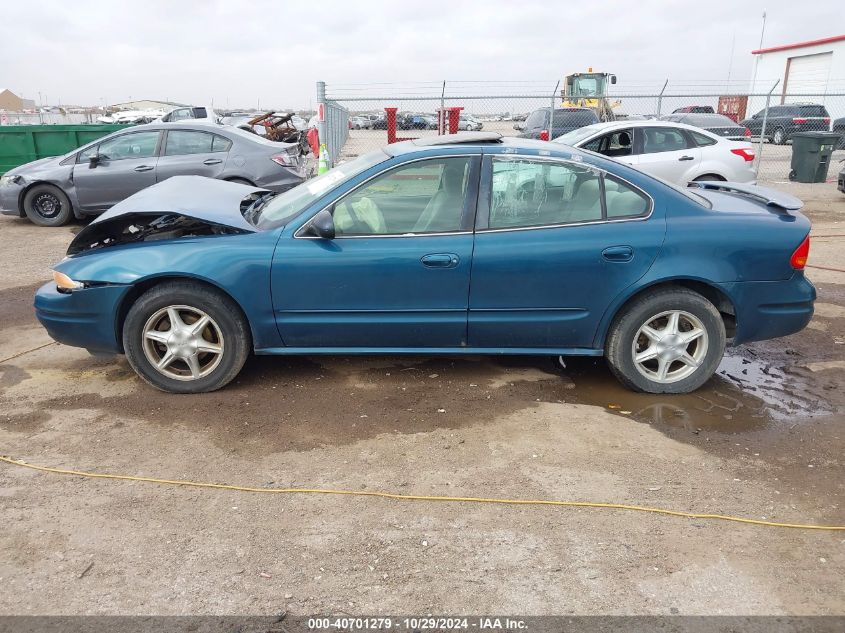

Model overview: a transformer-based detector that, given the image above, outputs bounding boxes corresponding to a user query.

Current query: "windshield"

[553,122,609,144]
[570,76,598,96]
[256,149,388,229]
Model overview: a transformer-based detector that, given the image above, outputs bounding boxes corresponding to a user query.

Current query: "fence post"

[550,80,560,137]
[656,79,668,117]
[316,81,329,168]
[755,80,780,179]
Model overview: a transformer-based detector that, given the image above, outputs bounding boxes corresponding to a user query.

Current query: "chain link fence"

[320,80,845,184]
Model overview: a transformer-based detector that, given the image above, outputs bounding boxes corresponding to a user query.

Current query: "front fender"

[54,231,282,350]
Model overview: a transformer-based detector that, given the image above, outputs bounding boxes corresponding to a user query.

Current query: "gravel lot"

[0,179,843,615]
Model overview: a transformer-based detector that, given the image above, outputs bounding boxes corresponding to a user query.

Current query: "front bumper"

[720,273,816,345]
[0,182,24,216]
[34,282,131,354]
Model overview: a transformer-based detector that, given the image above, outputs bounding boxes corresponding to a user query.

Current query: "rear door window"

[642,127,691,153]
[164,131,215,156]
[582,129,633,157]
[490,158,603,228]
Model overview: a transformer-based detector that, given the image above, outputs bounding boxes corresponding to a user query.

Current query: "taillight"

[792,117,808,123]
[823,117,830,124]
[271,153,295,167]
[539,129,549,141]
[744,127,751,137]
[730,148,755,162]
[790,236,810,270]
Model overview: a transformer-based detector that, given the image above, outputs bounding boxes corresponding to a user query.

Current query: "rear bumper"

[34,282,130,353]
[720,274,816,345]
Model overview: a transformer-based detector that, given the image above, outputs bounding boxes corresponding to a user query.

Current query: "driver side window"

[91,132,160,161]
[331,157,473,236]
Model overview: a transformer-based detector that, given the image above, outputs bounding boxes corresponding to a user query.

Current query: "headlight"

[52,270,84,291]
[0,175,16,187]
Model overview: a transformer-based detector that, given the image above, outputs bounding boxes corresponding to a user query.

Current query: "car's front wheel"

[23,184,73,227]
[123,281,251,393]
[605,288,725,394]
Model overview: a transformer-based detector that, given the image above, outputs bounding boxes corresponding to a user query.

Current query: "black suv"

[516,107,599,140]
[741,103,831,145]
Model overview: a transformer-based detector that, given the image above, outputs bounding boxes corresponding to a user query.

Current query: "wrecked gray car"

[0,122,308,227]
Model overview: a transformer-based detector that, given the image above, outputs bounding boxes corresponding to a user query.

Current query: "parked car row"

[350,112,483,131]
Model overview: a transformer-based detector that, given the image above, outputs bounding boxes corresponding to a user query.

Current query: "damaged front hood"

[68,176,268,255]
[91,175,268,231]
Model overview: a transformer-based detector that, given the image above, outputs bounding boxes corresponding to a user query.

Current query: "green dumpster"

[789,131,841,183]
[0,124,126,176]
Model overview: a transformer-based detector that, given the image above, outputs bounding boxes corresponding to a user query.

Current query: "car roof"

[383,132,593,158]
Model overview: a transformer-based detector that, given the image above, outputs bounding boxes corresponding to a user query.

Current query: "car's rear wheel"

[605,288,725,394]
[23,184,73,227]
[772,127,786,145]
[123,282,251,393]
[692,174,725,182]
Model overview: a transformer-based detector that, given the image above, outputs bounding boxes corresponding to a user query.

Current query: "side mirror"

[308,209,335,239]
[610,75,617,85]
[88,155,100,168]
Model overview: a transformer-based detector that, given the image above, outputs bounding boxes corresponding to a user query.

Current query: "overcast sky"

[1,0,840,109]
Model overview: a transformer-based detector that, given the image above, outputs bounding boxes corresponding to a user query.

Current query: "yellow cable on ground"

[1,454,843,532]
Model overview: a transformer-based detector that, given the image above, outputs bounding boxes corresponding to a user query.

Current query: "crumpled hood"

[91,175,269,232]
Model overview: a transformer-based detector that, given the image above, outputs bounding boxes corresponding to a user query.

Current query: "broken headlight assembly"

[52,270,85,293]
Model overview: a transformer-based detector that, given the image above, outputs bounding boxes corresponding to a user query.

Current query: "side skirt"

[254,346,604,356]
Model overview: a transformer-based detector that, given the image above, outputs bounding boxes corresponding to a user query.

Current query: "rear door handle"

[134,165,154,172]
[678,155,695,161]
[203,158,223,165]
[421,253,460,269]
[602,246,634,262]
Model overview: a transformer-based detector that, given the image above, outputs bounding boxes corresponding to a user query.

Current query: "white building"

[748,34,845,120]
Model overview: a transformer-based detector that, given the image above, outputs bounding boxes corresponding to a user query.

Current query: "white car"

[554,120,756,185]
[158,105,220,124]
[459,114,483,131]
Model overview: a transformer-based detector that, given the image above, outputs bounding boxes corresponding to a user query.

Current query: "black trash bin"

[789,131,841,183]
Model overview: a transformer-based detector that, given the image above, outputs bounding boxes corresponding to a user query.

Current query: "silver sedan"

[0,122,308,226]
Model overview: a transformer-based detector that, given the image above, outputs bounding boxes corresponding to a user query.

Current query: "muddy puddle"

[558,352,833,434]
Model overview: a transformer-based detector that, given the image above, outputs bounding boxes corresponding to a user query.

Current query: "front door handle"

[203,158,223,165]
[421,253,460,269]
[678,155,695,161]
[602,246,634,262]
[134,165,154,172]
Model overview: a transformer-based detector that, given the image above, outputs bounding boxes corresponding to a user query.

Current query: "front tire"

[605,288,725,394]
[123,282,251,393]
[23,184,73,227]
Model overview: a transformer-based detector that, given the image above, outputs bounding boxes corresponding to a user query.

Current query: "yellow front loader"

[561,69,622,122]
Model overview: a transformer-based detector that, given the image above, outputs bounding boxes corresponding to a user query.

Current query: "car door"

[155,130,231,182]
[271,155,480,348]
[73,130,161,212]
[469,155,665,349]
[633,126,701,184]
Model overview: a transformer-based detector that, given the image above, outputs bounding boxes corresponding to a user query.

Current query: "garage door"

[785,52,833,95]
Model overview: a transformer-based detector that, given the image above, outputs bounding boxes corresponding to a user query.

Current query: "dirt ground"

[0,181,844,616]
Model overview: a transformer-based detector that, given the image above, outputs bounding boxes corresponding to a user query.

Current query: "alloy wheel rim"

[631,310,708,384]
[142,305,224,381]
[34,193,61,218]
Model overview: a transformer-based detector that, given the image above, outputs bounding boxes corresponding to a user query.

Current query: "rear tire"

[123,281,251,394]
[692,174,725,182]
[605,288,725,394]
[772,127,786,145]
[23,184,73,227]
